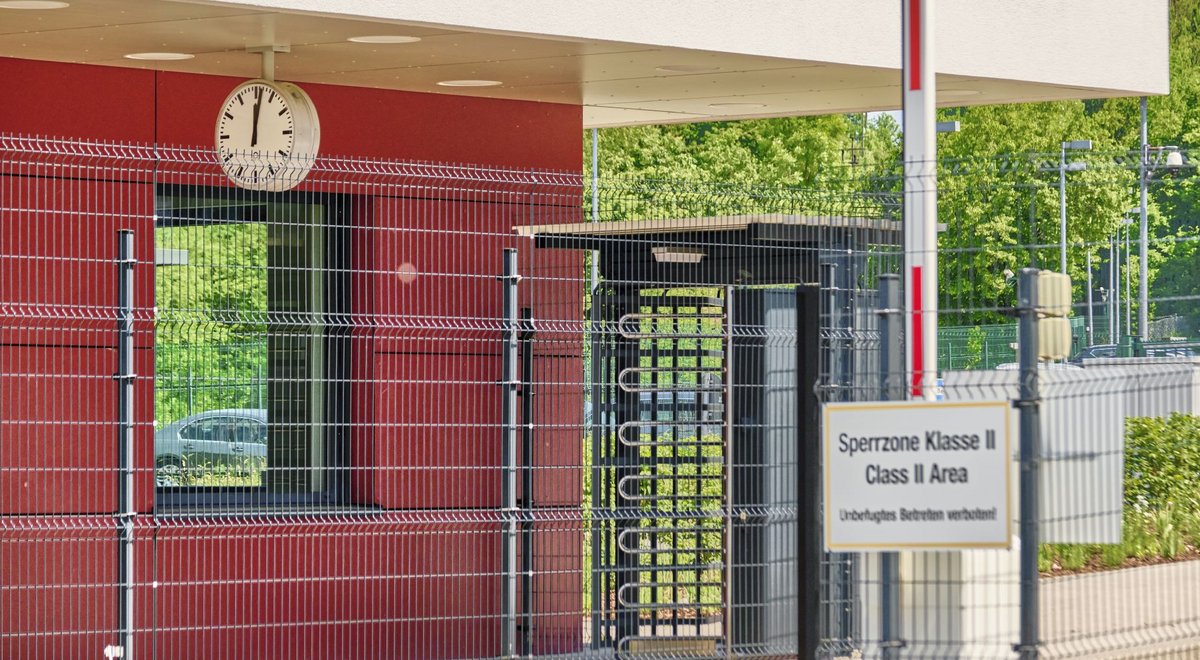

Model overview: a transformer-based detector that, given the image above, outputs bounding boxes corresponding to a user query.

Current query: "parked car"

[155,408,267,476]
[583,390,722,436]
[1143,343,1197,359]
[1068,344,1118,364]
[995,361,1083,370]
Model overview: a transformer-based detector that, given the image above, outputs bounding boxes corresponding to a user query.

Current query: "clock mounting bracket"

[246,43,290,82]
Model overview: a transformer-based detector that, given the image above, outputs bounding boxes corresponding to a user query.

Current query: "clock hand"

[250,90,262,148]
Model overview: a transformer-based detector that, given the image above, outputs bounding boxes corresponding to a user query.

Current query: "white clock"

[215,79,320,192]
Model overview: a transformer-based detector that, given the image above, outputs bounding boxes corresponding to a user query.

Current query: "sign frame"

[822,399,1013,552]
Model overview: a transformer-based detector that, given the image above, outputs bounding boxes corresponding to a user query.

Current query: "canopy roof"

[0,0,1169,127]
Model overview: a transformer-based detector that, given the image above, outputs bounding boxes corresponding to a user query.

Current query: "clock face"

[215,80,319,191]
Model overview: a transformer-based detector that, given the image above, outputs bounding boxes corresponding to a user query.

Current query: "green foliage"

[155,223,268,426]
[1040,414,1200,573]
[168,455,265,488]
[587,2,1200,328]
[962,326,987,370]
[1125,414,1200,512]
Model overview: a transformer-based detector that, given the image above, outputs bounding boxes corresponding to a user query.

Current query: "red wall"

[0,57,579,170]
[0,56,584,658]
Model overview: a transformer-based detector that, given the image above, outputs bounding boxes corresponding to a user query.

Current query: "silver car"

[155,408,267,476]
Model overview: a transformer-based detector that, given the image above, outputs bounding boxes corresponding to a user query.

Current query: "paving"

[1041,559,1200,658]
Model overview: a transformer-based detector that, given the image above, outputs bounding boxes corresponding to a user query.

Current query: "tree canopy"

[587,0,1200,332]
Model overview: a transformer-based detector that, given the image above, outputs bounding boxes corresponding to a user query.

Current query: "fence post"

[723,285,735,658]
[499,249,520,658]
[519,307,536,655]
[187,361,194,415]
[114,230,136,659]
[1015,268,1041,660]
[877,274,904,659]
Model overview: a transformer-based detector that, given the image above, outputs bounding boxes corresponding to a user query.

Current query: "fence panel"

[3,135,1200,659]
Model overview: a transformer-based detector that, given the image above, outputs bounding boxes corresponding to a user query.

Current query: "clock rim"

[215,78,320,192]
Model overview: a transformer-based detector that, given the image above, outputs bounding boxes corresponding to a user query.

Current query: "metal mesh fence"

[2,134,1200,659]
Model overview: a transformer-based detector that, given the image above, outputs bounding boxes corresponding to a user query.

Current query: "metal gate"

[590,285,730,657]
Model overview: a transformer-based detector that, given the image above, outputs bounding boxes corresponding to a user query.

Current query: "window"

[154,187,349,507]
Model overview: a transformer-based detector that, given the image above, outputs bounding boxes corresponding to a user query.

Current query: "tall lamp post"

[1086,250,1095,345]
[1137,96,1185,338]
[1059,139,1093,274]
[1123,216,1134,338]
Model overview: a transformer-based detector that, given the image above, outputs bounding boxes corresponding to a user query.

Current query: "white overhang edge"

[190,0,1169,96]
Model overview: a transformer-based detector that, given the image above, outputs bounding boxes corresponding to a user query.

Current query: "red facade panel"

[0,55,581,169]
[368,196,521,326]
[525,356,585,508]
[0,518,155,659]
[367,352,584,510]
[1,54,587,658]
[371,351,501,509]
[153,70,581,170]
[153,518,502,659]
[0,58,155,142]
[0,176,155,348]
[518,521,586,655]
[0,346,154,514]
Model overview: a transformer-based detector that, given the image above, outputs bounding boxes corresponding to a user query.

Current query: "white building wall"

[209,0,1169,95]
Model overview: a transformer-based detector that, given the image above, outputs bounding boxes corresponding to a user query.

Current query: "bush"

[1041,413,1200,573]
[1125,414,1200,514]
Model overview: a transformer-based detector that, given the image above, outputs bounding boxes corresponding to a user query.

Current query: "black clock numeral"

[219,134,230,140]
[277,107,288,117]
[277,149,288,157]
[223,111,234,120]
[223,153,234,163]
[269,90,277,103]
[282,129,293,135]
[254,87,262,101]
[236,93,244,106]
[236,165,245,177]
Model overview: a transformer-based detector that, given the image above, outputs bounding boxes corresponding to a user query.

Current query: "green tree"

[587,1,1200,331]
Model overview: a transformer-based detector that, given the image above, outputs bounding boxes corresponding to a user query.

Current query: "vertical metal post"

[1016,268,1041,660]
[588,294,604,648]
[1059,144,1068,275]
[590,128,599,225]
[1108,235,1118,345]
[590,127,600,291]
[822,263,844,402]
[1138,96,1150,338]
[877,275,903,660]
[796,285,822,660]
[1125,224,1132,339]
[902,0,938,400]
[187,361,194,415]
[114,230,136,660]
[1085,251,1094,346]
[723,286,735,658]
[1111,237,1119,345]
[499,249,520,658]
[519,308,536,656]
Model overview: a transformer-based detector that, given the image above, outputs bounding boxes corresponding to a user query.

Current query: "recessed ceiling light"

[124,52,194,61]
[347,35,422,44]
[0,1,70,8]
[709,102,767,111]
[656,64,720,74]
[437,79,502,87]
[652,247,706,264]
[940,89,981,98]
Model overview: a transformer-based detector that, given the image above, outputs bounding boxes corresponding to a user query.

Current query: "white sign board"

[823,400,1012,551]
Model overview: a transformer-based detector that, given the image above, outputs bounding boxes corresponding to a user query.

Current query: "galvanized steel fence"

[1,135,1200,659]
